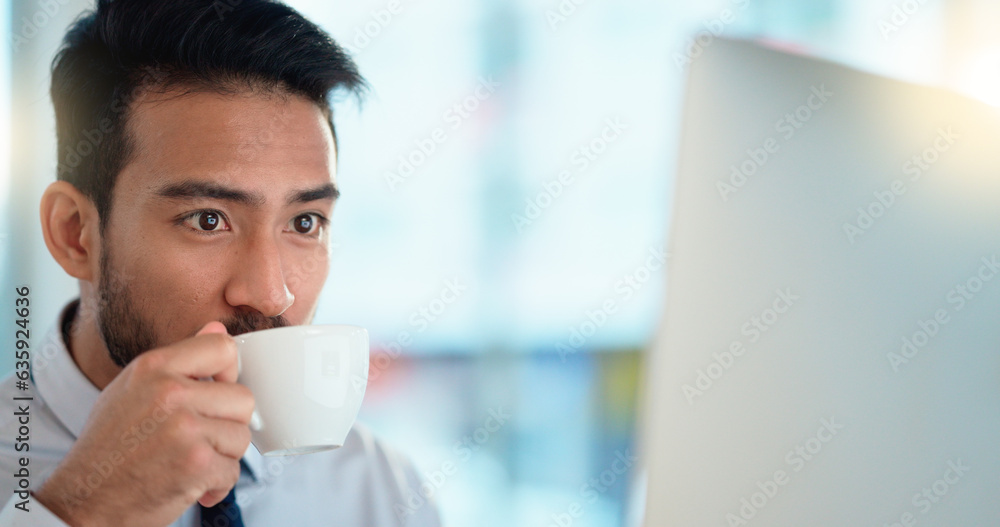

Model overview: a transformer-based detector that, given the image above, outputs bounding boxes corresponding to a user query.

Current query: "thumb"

[198,488,229,508]
[196,321,229,336]
[190,321,238,383]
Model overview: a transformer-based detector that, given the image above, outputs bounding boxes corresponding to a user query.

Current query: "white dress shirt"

[0,301,441,526]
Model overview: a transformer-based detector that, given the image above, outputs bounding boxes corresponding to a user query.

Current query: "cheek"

[128,246,229,309]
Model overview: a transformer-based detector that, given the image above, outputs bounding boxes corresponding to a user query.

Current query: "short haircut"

[50,0,365,230]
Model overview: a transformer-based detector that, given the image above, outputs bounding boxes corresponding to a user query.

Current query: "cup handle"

[249,408,263,431]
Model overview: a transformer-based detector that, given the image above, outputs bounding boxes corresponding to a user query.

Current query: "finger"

[197,322,240,383]
[197,321,228,336]
[196,456,241,507]
[195,320,239,382]
[198,489,228,509]
[159,331,238,381]
[182,380,256,425]
[198,416,252,460]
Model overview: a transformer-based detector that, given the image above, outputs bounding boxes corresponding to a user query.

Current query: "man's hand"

[35,322,254,527]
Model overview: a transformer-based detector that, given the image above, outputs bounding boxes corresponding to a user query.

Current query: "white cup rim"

[233,324,368,380]
[233,323,367,342]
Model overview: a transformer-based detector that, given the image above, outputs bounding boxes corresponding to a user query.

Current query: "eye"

[181,210,230,232]
[288,213,327,236]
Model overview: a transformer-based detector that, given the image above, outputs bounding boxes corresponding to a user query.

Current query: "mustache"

[221,310,290,336]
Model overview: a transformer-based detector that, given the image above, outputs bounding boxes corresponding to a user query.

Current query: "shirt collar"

[243,443,264,482]
[33,299,264,481]
[32,300,101,438]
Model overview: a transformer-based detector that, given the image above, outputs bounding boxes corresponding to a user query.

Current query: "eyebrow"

[154,181,340,207]
[289,182,340,204]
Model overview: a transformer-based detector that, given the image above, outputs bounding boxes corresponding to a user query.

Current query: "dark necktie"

[199,486,245,527]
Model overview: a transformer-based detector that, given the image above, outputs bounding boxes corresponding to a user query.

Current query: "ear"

[39,181,102,281]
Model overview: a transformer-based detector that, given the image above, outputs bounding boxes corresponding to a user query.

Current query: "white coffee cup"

[233,324,369,456]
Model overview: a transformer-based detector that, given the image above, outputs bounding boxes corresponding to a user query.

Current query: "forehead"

[117,87,336,198]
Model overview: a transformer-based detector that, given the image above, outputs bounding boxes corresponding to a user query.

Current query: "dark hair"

[50,0,365,229]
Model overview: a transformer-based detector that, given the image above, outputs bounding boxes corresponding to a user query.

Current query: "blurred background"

[3,0,1000,525]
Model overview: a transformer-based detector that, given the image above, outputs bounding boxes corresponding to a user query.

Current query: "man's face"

[96,88,337,366]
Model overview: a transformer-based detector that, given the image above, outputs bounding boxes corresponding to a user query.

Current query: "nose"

[224,232,295,317]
